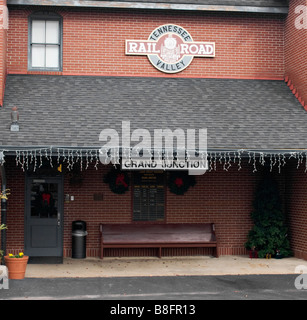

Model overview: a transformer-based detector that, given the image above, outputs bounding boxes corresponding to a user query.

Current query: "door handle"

[57,212,61,227]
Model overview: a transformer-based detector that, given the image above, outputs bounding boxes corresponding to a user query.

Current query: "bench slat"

[103,234,215,244]
[101,224,213,234]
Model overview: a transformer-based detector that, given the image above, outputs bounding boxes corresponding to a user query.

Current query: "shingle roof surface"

[0,74,305,151]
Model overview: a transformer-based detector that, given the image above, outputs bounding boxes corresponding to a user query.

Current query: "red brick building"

[0,0,307,262]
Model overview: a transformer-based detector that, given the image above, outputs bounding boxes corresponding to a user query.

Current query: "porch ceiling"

[7,0,289,14]
[0,74,306,152]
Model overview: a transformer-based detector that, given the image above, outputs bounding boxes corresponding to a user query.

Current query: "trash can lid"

[72,230,88,236]
[72,220,87,231]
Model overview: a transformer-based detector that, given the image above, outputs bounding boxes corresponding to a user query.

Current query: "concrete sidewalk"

[24,255,305,278]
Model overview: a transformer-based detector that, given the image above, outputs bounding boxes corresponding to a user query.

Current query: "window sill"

[27,70,63,75]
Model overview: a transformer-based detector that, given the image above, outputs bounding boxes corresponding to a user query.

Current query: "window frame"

[28,12,63,72]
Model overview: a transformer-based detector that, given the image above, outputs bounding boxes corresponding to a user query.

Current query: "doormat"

[28,256,63,264]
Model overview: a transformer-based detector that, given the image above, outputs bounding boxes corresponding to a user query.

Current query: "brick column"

[285,0,307,109]
[0,0,8,107]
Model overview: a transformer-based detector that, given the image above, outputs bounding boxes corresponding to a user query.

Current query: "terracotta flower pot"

[4,255,29,279]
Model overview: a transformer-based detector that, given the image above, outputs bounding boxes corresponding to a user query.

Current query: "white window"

[29,14,62,70]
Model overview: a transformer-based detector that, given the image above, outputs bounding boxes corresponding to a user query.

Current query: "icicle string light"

[0,148,306,173]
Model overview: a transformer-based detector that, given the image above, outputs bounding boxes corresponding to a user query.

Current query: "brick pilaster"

[0,0,8,107]
[285,0,307,109]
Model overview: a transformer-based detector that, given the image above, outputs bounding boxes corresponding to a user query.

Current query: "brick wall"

[63,162,260,257]
[0,0,7,107]
[284,0,307,260]
[7,7,285,79]
[285,0,307,108]
[286,160,307,260]
[4,159,25,254]
[4,157,291,258]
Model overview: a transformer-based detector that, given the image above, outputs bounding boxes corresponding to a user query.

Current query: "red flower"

[174,177,183,187]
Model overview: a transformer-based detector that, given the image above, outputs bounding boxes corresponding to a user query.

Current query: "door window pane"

[31,182,58,219]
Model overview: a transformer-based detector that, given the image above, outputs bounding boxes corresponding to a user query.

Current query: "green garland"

[168,172,196,195]
[104,168,130,194]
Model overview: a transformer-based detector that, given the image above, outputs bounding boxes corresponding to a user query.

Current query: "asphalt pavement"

[1,274,306,301]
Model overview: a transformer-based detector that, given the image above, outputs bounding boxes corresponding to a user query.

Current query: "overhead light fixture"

[0,151,4,165]
[10,106,19,132]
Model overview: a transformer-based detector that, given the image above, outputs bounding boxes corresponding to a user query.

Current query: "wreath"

[168,171,196,195]
[104,168,130,194]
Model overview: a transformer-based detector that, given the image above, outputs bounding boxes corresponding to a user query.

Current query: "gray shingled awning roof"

[0,74,306,152]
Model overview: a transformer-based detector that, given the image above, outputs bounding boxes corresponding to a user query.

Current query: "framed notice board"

[133,171,165,222]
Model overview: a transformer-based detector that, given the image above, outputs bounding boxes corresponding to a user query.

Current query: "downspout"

[0,157,7,264]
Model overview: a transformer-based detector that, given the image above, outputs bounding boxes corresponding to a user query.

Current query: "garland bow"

[168,172,196,195]
[104,168,130,194]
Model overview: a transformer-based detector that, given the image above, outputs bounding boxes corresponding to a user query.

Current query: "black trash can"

[72,220,88,259]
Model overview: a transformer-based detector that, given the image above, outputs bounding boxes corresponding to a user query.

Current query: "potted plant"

[248,246,258,259]
[245,176,292,258]
[275,249,283,259]
[4,252,29,279]
[1,189,29,279]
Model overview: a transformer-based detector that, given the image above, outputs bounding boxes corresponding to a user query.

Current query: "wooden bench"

[99,223,218,259]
